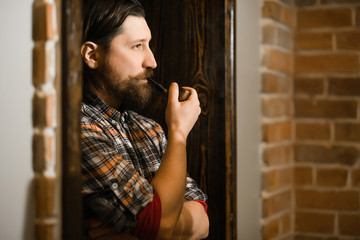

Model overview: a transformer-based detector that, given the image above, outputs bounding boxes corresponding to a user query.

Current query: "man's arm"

[171,201,209,240]
[87,201,208,240]
[151,83,204,239]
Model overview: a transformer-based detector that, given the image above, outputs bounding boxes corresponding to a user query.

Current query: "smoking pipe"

[147,78,191,102]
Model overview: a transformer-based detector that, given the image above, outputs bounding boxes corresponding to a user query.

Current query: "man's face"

[97,16,157,110]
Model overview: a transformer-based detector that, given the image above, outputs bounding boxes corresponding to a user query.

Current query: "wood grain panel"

[61,0,83,239]
[140,1,237,239]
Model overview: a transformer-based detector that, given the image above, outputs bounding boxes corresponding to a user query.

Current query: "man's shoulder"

[127,111,163,131]
[81,101,100,124]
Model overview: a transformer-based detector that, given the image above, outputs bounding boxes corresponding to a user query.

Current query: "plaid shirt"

[80,92,207,232]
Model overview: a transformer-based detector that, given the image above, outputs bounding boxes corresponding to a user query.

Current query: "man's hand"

[84,218,138,240]
[165,82,201,143]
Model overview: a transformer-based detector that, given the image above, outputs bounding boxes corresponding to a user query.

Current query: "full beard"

[97,65,154,112]
[108,77,152,112]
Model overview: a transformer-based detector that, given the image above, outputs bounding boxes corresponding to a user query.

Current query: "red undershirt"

[133,191,208,240]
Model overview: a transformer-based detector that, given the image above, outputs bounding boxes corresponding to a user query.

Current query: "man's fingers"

[168,82,179,103]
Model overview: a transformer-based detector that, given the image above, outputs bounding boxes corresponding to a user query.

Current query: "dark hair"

[83,0,145,49]
[82,0,145,91]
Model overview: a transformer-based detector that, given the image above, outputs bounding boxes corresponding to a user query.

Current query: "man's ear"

[81,41,101,69]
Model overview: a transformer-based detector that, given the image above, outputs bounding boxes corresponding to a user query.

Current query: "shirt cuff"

[133,191,161,240]
[192,200,208,213]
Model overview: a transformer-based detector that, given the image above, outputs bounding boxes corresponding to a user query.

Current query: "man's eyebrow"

[129,37,152,43]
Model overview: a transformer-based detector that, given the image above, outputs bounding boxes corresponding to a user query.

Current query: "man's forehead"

[120,15,152,40]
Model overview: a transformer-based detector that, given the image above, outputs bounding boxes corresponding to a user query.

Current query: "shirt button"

[116,168,121,174]
[112,183,118,189]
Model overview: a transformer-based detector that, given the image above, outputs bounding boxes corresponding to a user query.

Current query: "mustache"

[129,68,154,80]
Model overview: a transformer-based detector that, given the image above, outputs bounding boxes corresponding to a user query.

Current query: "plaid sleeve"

[81,122,154,232]
[184,175,208,202]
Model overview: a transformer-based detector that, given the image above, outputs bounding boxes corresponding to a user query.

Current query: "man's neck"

[89,84,121,109]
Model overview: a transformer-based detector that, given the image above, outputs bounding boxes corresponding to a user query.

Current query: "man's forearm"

[171,201,209,240]
[151,84,202,239]
[151,135,188,239]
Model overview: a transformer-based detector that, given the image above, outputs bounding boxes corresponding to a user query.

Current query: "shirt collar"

[83,91,122,122]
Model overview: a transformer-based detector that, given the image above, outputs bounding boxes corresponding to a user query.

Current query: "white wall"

[236,0,262,239]
[0,1,34,240]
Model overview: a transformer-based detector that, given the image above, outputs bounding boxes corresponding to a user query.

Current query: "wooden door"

[139,1,237,239]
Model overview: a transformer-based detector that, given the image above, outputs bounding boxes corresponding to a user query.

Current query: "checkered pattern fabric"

[81,92,207,232]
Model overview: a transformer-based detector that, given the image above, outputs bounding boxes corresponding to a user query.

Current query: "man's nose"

[143,48,157,69]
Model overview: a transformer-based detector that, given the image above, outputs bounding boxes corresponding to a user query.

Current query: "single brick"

[296,122,330,140]
[295,144,359,166]
[263,121,292,143]
[263,1,293,26]
[33,43,46,86]
[33,42,54,86]
[263,190,291,217]
[317,168,348,187]
[283,6,295,28]
[278,27,292,50]
[339,214,360,235]
[32,133,54,173]
[262,25,277,45]
[295,211,334,233]
[294,78,324,95]
[296,189,359,210]
[329,77,360,96]
[337,31,360,50]
[295,32,333,50]
[35,175,56,217]
[268,49,292,73]
[295,54,359,73]
[262,218,279,240]
[294,99,358,118]
[33,133,46,173]
[262,168,292,191]
[294,167,312,186]
[335,122,360,141]
[262,97,290,118]
[263,1,281,20]
[262,73,290,93]
[263,145,292,166]
[352,168,360,187]
[33,92,55,128]
[297,8,352,29]
[32,2,56,41]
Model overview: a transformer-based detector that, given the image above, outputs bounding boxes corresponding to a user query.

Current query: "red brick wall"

[261,0,294,239]
[32,0,60,239]
[294,1,360,239]
[262,0,360,239]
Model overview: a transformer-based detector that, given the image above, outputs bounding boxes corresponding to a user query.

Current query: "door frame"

[61,1,237,239]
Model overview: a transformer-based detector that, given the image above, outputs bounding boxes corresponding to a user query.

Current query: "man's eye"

[133,43,142,49]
